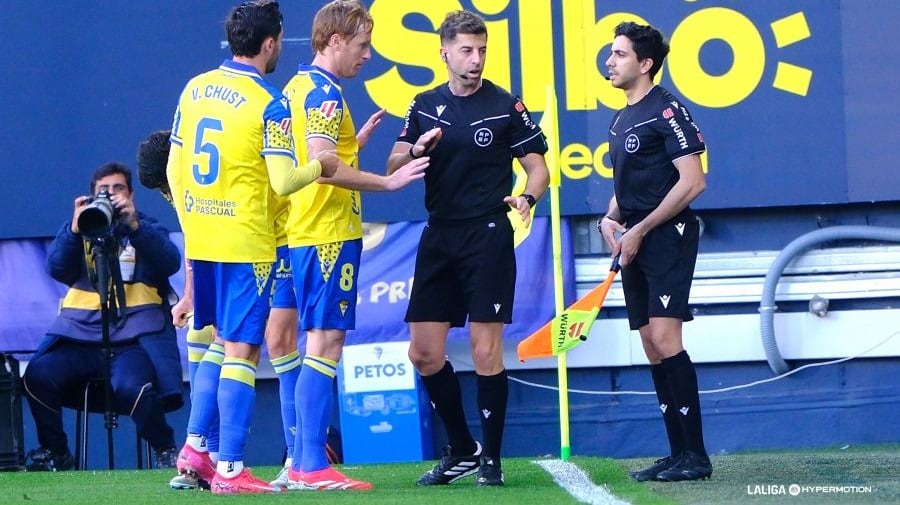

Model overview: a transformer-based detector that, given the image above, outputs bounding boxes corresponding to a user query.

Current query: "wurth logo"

[668,117,689,149]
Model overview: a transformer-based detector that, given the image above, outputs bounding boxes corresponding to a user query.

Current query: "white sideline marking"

[535,460,630,505]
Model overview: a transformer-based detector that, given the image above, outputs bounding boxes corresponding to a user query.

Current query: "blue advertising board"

[1,1,897,238]
[0,216,573,352]
[337,341,433,464]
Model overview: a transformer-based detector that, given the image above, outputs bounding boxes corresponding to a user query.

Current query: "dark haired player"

[598,21,711,482]
[386,9,549,487]
[136,130,174,202]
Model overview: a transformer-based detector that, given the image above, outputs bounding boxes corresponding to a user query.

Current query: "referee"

[598,21,711,482]
[386,10,549,487]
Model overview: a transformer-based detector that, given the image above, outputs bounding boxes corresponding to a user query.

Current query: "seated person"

[23,162,184,471]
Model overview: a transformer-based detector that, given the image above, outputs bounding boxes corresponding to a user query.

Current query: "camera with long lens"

[78,189,119,239]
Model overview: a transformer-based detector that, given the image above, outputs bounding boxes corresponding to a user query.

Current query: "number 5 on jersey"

[193,117,222,185]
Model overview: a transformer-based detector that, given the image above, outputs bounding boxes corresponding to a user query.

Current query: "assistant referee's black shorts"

[405,213,516,328]
[621,209,700,330]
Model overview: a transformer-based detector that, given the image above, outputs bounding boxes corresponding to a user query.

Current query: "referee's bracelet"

[519,193,537,208]
[408,145,423,159]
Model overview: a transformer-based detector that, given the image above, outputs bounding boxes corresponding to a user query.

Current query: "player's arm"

[356,108,385,151]
[267,153,342,196]
[171,258,194,328]
[310,137,428,192]
[264,96,338,196]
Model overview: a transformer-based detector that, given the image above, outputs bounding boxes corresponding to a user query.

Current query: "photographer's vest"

[47,237,170,344]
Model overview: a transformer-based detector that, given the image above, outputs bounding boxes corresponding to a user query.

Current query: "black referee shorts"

[405,214,516,327]
[621,209,699,330]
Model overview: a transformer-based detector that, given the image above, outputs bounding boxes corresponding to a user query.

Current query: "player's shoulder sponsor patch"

[319,100,339,119]
[514,101,525,113]
[279,118,292,136]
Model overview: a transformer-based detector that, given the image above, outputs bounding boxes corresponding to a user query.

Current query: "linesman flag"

[517,255,620,361]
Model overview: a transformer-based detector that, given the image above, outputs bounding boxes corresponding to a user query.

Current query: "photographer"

[23,162,184,471]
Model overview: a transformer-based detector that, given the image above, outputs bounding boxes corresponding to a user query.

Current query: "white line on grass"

[535,460,631,505]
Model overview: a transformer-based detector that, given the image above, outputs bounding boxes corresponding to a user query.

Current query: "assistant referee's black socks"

[661,350,708,456]
[477,369,508,460]
[420,361,477,456]
[651,363,685,458]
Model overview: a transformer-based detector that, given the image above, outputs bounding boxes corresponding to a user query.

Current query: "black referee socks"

[661,351,708,456]
[651,363,685,457]
[421,361,477,457]
[477,369,509,460]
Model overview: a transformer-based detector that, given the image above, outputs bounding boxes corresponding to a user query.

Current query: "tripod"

[87,234,127,470]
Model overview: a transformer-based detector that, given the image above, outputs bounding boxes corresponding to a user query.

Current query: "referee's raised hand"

[410,127,442,158]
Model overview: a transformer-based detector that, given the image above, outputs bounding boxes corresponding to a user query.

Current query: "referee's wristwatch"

[520,193,537,208]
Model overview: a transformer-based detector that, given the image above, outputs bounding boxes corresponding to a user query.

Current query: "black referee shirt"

[608,85,705,221]
[398,79,545,222]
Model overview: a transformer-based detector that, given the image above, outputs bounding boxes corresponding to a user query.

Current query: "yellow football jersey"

[169,60,295,262]
[283,64,362,247]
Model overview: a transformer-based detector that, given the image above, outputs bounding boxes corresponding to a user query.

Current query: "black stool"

[0,354,25,470]
[73,378,152,470]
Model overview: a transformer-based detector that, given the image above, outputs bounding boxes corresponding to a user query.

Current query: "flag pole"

[539,85,570,460]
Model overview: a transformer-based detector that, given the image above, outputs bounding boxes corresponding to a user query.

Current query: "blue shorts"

[192,260,274,344]
[290,239,361,331]
[271,244,296,309]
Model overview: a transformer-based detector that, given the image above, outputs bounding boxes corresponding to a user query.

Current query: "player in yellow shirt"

[165,0,337,494]
[277,0,430,491]
[138,130,300,491]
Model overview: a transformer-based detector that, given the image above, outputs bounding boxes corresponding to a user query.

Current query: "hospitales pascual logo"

[342,342,414,394]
